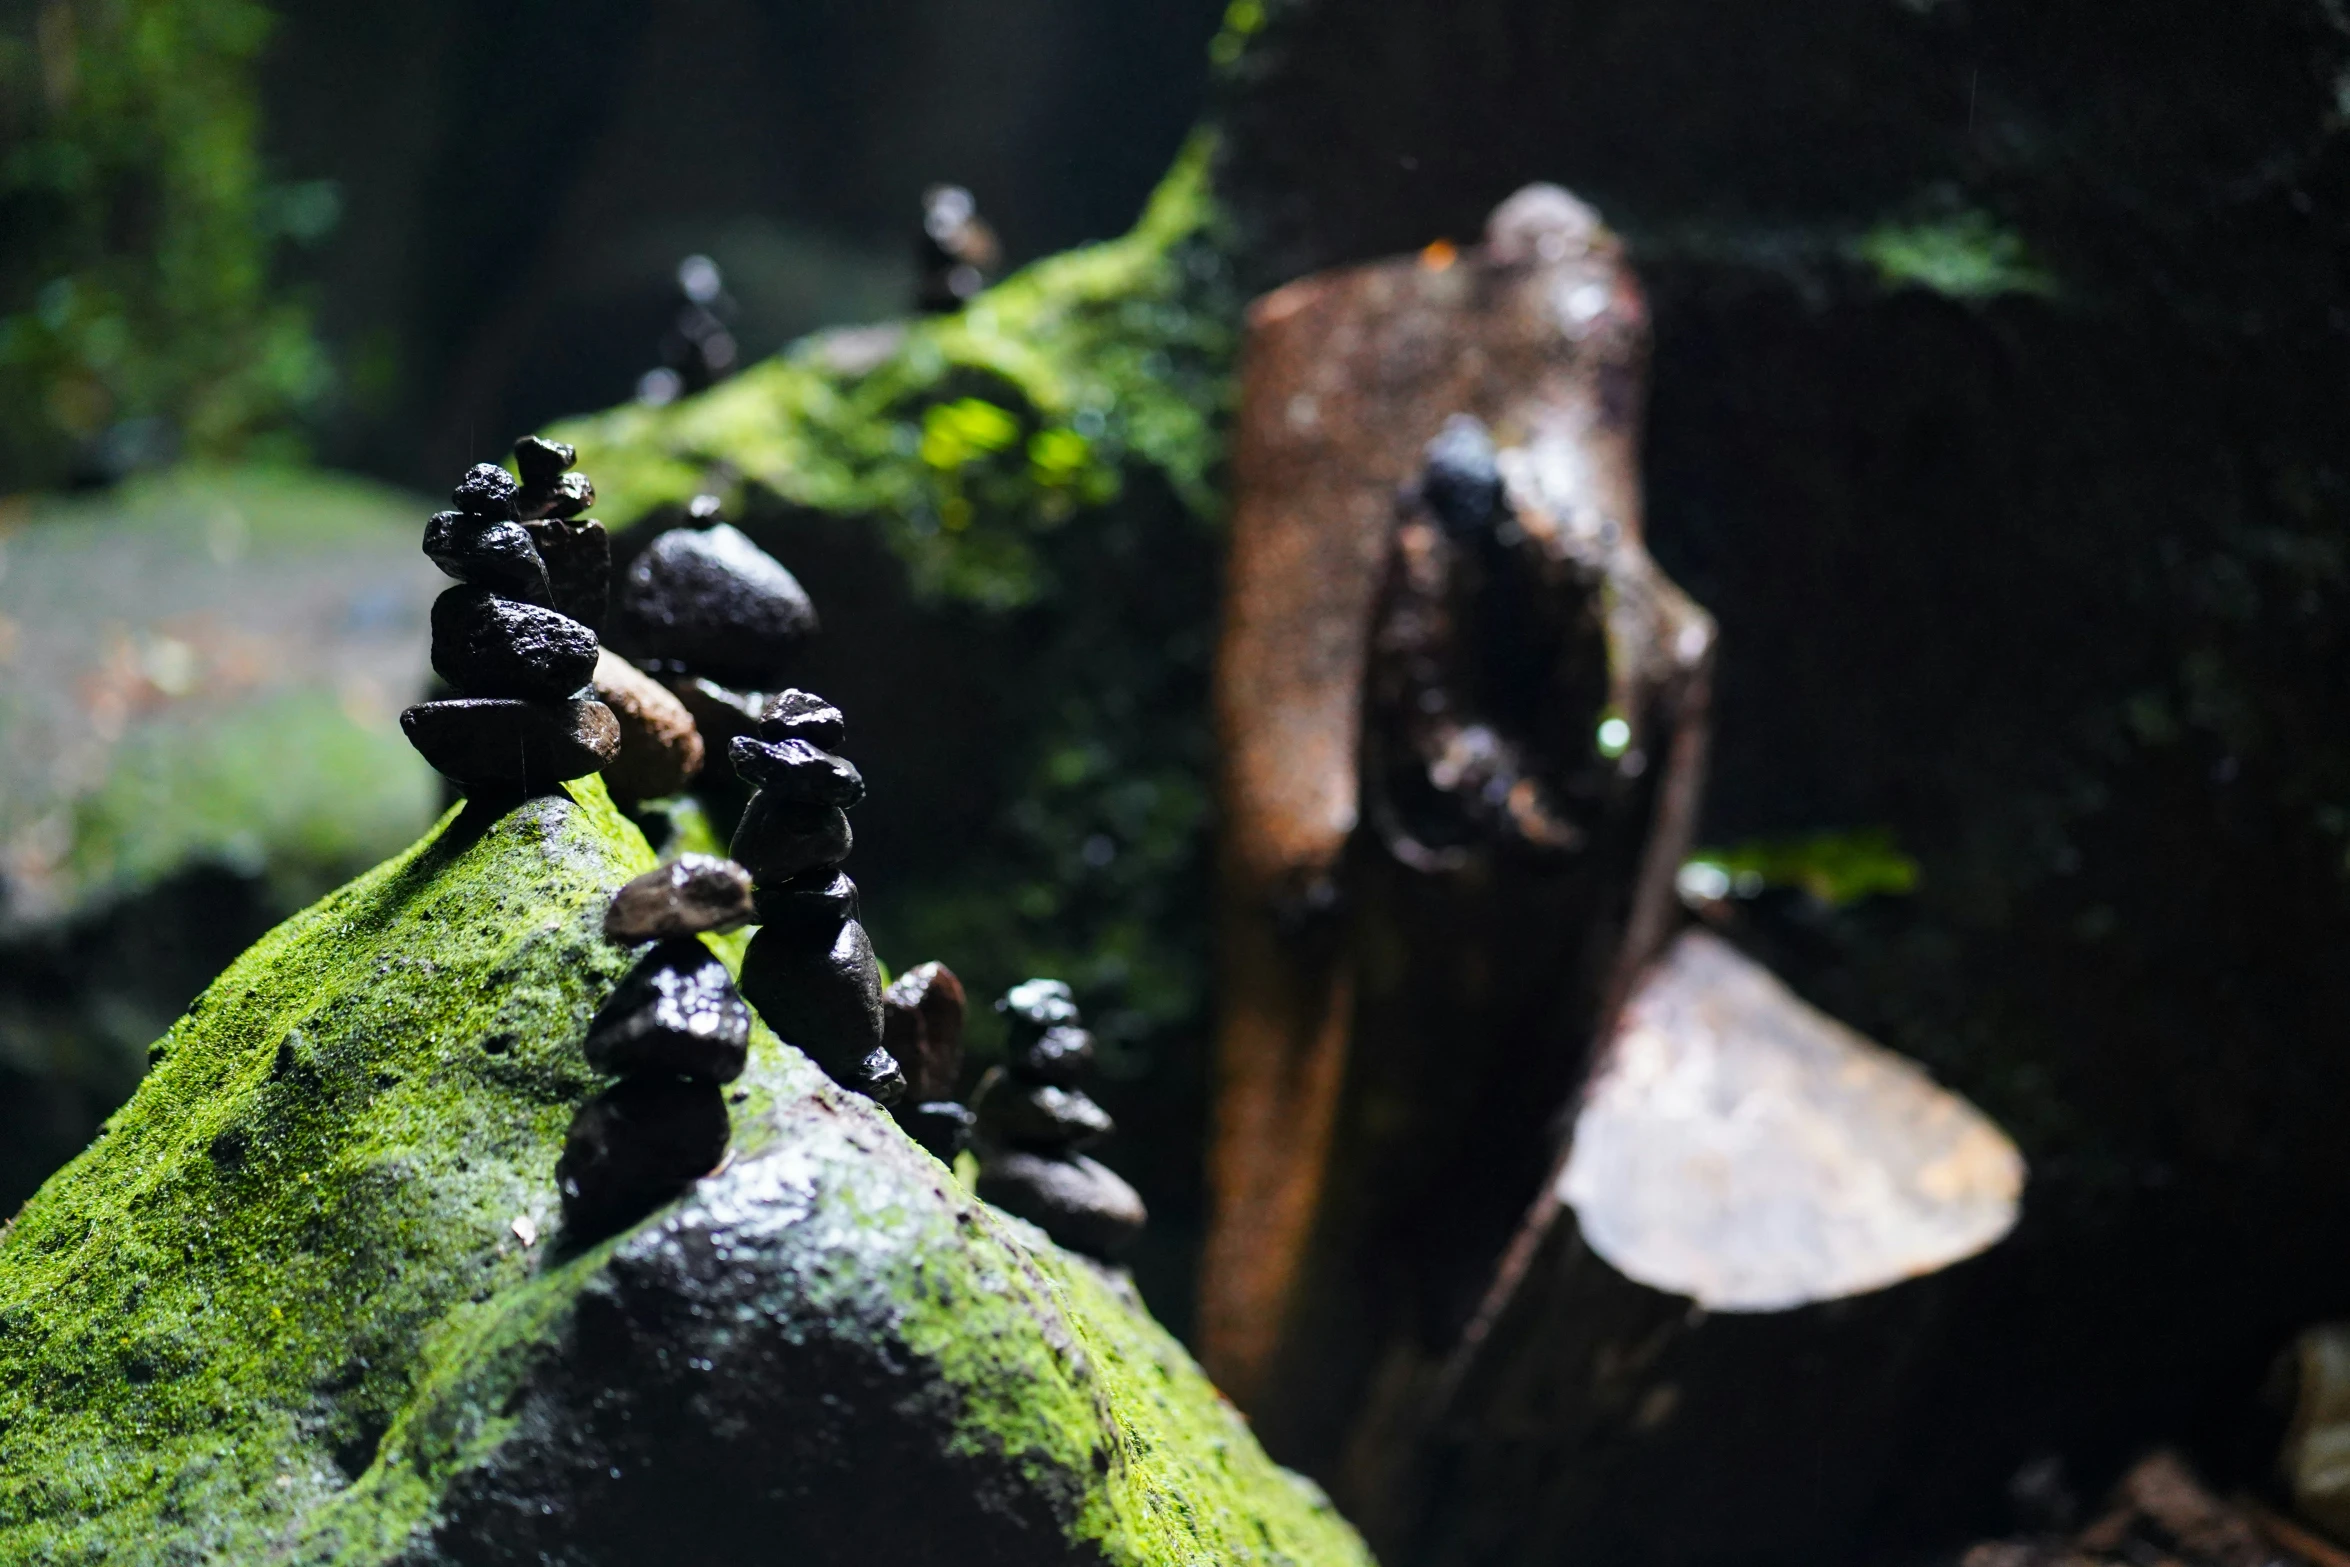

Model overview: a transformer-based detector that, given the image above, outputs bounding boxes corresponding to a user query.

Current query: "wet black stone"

[897,1100,977,1163]
[607,522,817,687]
[727,736,865,807]
[756,689,846,750]
[524,471,596,521]
[738,919,883,1084]
[997,978,1080,1047]
[430,586,599,700]
[666,676,772,770]
[730,795,852,885]
[400,696,620,788]
[423,512,553,605]
[512,435,576,489]
[847,1045,907,1107]
[1420,414,1506,537]
[604,855,756,945]
[1012,1024,1094,1088]
[582,937,751,1083]
[973,1069,1113,1153]
[973,1150,1147,1261]
[555,1075,730,1244]
[452,462,521,519]
[521,515,611,632]
[750,867,859,937]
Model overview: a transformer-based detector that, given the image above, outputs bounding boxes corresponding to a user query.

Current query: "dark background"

[261,0,1221,487]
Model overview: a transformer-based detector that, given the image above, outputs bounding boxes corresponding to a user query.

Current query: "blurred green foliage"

[1687,828,1921,908]
[0,0,330,489]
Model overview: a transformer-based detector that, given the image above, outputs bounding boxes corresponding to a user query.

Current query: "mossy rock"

[0,778,1371,1567]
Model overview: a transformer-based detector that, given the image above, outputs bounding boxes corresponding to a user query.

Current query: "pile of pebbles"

[972,980,1147,1261]
[731,690,905,1102]
[556,854,758,1241]
[402,446,620,792]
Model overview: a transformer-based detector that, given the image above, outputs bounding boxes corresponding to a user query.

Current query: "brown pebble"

[604,854,755,945]
[594,649,704,803]
[882,961,966,1102]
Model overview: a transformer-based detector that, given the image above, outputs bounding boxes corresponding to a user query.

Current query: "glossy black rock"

[750,867,859,936]
[607,522,817,687]
[728,735,865,806]
[756,689,846,750]
[522,515,610,631]
[422,512,553,605]
[738,919,883,1085]
[1012,1024,1094,1088]
[430,586,599,700]
[400,696,619,788]
[997,978,1080,1042]
[730,795,852,885]
[555,1075,730,1244]
[973,1150,1147,1261]
[973,1071,1114,1153]
[582,937,751,1083]
[847,1044,907,1107]
[604,855,756,945]
[452,461,521,519]
[512,435,576,489]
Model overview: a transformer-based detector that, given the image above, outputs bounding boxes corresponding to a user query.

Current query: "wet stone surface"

[451,462,521,520]
[669,676,774,765]
[847,1044,908,1107]
[556,1074,731,1245]
[423,512,553,605]
[524,515,611,632]
[975,1150,1148,1262]
[582,937,752,1084]
[900,1100,978,1163]
[593,649,704,805]
[738,919,884,1083]
[429,586,599,701]
[882,960,967,1103]
[728,735,865,806]
[973,1072,1114,1153]
[751,867,860,936]
[603,854,755,945]
[1014,1024,1094,1088]
[608,521,817,688]
[731,796,853,886]
[400,696,619,789]
[757,688,847,750]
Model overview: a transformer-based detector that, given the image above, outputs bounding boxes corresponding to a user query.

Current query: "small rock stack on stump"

[401,449,620,792]
[732,690,903,1103]
[605,499,819,767]
[882,961,974,1160]
[556,854,758,1241]
[973,979,1146,1262]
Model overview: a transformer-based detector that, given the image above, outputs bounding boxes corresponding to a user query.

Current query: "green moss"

[547,132,1231,611]
[1854,211,2055,300]
[0,775,1370,1565]
[0,779,650,1563]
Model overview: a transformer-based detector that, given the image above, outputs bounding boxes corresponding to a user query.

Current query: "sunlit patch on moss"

[1855,211,2055,300]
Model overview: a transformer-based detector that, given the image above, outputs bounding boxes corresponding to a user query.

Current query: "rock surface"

[580,936,752,1082]
[0,778,1373,1567]
[601,854,754,944]
[427,587,599,702]
[607,522,816,686]
[401,696,621,789]
[589,649,704,804]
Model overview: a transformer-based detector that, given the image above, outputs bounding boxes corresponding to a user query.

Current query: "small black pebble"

[452,462,521,519]
[556,1075,731,1244]
[728,735,865,806]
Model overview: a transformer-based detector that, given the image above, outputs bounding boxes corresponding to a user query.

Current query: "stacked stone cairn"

[971,980,1147,1262]
[882,961,975,1161]
[402,451,620,792]
[556,854,758,1242]
[732,690,906,1103]
[605,498,818,773]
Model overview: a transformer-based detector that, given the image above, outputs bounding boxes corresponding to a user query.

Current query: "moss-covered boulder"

[0,779,1370,1566]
